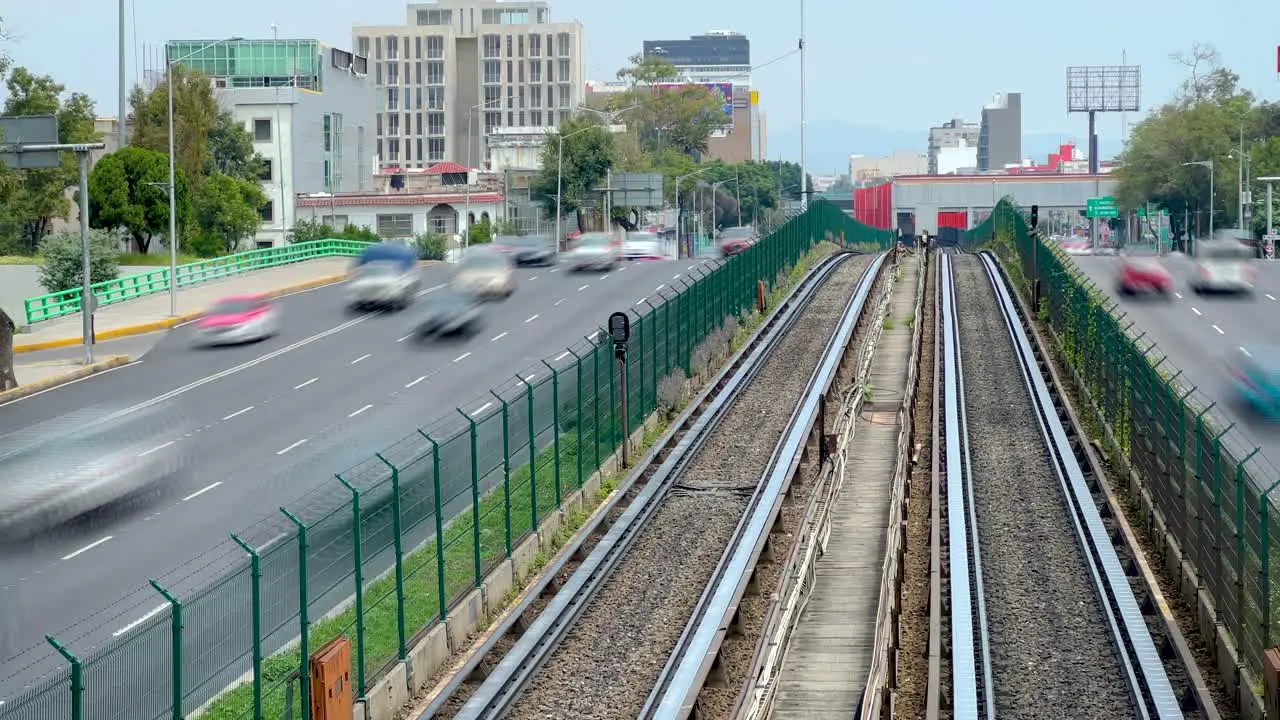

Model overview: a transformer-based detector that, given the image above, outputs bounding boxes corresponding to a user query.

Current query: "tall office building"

[977,92,1021,172]
[353,0,586,174]
[927,118,979,174]
[642,31,750,84]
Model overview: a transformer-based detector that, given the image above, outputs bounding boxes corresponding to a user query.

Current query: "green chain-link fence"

[968,197,1278,685]
[0,200,891,720]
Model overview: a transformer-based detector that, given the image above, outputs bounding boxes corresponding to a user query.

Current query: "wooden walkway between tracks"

[770,255,919,719]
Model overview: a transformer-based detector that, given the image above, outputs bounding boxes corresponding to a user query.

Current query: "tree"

[1,67,100,251]
[701,161,783,227]
[194,172,266,253]
[37,228,120,294]
[287,219,380,243]
[531,118,616,218]
[413,231,447,260]
[616,53,679,85]
[88,146,186,254]
[128,65,218,186]
[205,111,268,182]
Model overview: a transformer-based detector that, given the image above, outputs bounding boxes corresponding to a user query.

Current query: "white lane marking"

[62,536,112,561]
[474,401,493,415]
[112,603,168,637]
[223,406,254,420]
[673,274,681,280]
[1241,346,1253,357]
[1192,307,1202,315]
[454,352,471,363]
[549,268,558,272]
[529,275,539,281]
[654,283,665,292]
[1269,294,1277,301]
[294,378,318,390]
[0,359,141,408]
[491,332,508,342]
[636,297,647,305]
[554,298,566,306]
[1213,324,1224,335]
[687,264,696,270]
[183,481,222,501]
[405,375,427,388]
[523,373,537,383]
[277,439,308,455]
[1174,292,1183,299]
[348,404,373,418]
[525,314,539,323]
[398,333,414,342]
[138,441,175,457]
[577,284,590,292]
[350,353,371,365]
[414,283,446,298]
[601,274,610,280]
[555,351,570,362]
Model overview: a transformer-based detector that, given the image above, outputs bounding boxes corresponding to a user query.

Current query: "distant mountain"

[766,120,1094,172]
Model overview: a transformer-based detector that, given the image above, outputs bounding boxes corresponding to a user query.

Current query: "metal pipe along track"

[419,250,885,720]
[933,251,1190,719]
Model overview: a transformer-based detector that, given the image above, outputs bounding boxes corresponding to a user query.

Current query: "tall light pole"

[166,37,241,316]
[118,0,127,150]
[1259,176,1278,259]
[798,0,808,211]
[675,167,710,256]
[1183,159,1214,252]
[574,104,639,230]
[554,124,600,252]
[464,97,503,248]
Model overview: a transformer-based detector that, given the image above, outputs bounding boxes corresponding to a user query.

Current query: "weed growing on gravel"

[882,317,895,330]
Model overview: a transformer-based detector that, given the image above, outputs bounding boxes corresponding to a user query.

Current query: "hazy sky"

[2,0,1277,155]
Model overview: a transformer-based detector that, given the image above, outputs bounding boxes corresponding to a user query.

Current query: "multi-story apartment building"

[642,31,750,85]
[927,118,979,175]
[977,92,1021,172]
[353,0,586,174]
[169,38,375,245]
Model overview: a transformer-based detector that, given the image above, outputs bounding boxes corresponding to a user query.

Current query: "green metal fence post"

[566,348,585,489]
[489,390,513,555]
[521,374,540,521]
[455,408,484,586]
[417,430,449,619]
[608,335,618,449]
[148,579,184,720]
[229,533,263,720]
[1235,447,1261,654]
[643,299,658,409]
[46,635,82,720]
[333,476,367,699]
[541,359,563,504]
[374,453,408,660]
[280,507,311,720]
[589,336,602,472]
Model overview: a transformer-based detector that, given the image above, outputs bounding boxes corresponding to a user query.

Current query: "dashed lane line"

[138,441,175,457]
[222,406,254,421]
[62,536,112,561]
[112,603,167,637]
[294,378,318,390]
[348,404,373,418]
[491,332,508,342]
[350,353,371,364]
[276,439,308,455]
[182,481,222,502]
[525,314,539,323]
[454,352,471,363]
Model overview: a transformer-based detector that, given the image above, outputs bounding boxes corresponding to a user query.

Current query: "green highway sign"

[1136,207,1169,217]
[1086,196,1118,218]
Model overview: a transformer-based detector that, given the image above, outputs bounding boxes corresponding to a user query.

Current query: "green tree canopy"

[88,145,188,253]
[194,172,267,253]
[129,65,218,186]
[530,116,616,218]
[205,111,268,183]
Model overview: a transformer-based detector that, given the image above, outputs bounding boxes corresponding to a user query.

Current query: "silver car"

[565,232,621,272]
[621,231,664,260]
[452,246,516,299]
[0,406,191,539]
[1190,238,1256,294]
[347,260,420,311]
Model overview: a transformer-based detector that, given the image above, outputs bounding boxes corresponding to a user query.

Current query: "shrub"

[689,338,713,378]
[413,231,448,261]
[37,229,120,294]
[656,370,690,419]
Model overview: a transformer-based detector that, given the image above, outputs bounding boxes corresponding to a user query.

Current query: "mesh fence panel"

[182,564,253,715]
[434,427,478,605]
[0,673,71,720]
[530,373,561,519]
[82,610,170,719]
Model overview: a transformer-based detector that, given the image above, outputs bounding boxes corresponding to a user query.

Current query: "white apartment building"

[353,0,586,175]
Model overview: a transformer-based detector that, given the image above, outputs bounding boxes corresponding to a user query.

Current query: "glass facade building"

[167,39,323,90]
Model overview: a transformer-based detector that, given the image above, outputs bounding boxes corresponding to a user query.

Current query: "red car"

[718,226,757,257]
[1117,255,1173,296]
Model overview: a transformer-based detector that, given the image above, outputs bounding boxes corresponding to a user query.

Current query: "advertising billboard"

[653,82,735,126]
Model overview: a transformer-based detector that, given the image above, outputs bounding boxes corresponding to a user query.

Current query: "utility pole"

[118,0,127,150]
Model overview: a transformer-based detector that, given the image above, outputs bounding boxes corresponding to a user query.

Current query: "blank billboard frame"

[1066,65,1141,113]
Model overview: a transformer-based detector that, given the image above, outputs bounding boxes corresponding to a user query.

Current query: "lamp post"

[573,105,638,231]
[798,0,808,211]
[166,37,241,316]
[464,97,504,248]
[1260,176,1279,259]
[554,124,600,252]
[118,0,127,150]
[1183,159,1214,252]
[710,177,742,228]
[675,167,710,257]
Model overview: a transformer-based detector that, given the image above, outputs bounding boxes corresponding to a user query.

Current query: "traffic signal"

[1030,204,1040,230]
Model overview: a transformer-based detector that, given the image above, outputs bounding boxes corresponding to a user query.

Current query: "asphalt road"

[0,254,712,703]
[1070,254,1280,452]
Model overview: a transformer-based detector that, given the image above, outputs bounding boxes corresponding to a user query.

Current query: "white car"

[565,233,622,272]
[1190,239,1256,294]
[621,231,664,260]
[346,261,419,310]
[451,246,516,299]
[194,294,281,346]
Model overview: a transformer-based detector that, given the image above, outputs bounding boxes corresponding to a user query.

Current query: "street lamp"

[1259,176,1279,258]
[553,124,603,252]
[675,167,710,257]
[574,104,638,226]
[165,37,241,316]
[1183,159,1214,249]
[464,97,504,248]
[710,177,742,228]
[1229,148,1253,231]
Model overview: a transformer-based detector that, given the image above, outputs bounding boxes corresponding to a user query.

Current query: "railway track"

[929,250,1214,719]
[415,249,886,720]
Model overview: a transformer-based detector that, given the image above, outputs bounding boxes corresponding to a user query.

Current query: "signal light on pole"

[1030,204,1040,230]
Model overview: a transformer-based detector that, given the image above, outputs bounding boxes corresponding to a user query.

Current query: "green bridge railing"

[22,239,372,325]
[969,198,1278,687]
[0,200,892,720]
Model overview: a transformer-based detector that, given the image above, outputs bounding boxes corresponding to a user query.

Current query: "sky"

[2,0,1277,162]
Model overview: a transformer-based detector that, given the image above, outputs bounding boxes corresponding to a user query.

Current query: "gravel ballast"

[953,255,1135,719]
[506,254,876,720]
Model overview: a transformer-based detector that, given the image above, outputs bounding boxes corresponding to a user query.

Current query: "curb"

[13,273,348,353]
[0,355,131,402]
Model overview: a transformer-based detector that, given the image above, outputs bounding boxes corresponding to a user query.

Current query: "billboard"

[653,82,734,126]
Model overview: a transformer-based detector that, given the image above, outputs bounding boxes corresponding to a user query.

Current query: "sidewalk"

[12,258,352,352]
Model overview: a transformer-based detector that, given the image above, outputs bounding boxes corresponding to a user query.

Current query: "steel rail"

[444,251,880,720]
[640,252,887,718]
[976,251,1183,719]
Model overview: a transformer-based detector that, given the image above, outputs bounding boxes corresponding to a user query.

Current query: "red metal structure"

[853,182,893,230]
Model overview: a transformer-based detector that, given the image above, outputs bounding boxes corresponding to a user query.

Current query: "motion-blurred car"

[0,405,190,539]
[346,242,419,310]
[194,293,280,346]
[564,232,622,272]
[504,234,558,266]
[1229,347,1280,420]
[410,287,483,339]
[1061,238,1092,255]
[621,231,664,260]
[718,226,756,256]
[1117,254,1173,296]
[1190,238,1255,294]
[451,246,516,299]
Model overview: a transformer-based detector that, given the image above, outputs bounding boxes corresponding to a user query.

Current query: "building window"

[530,85,541,108]
[517,35,525,58]
[518,62,524,83]
[426,36,443,59]
[416,139,423,163]
[558,83,570,109]
[530,110,542,126]
[258,159,273,181]
[386,35,398,60]
[518,111,525,125]
[259,201,274,222]
[387,62,398,85]
[414,36,421,59]
[376,139,382,159]
[426,61,444,85]
[557,59,570,83]
[375,62,383,85]
[482,35,501,59]
[415,112,423,135]
[529,61,541,84]
[427,86,444,110]
[483,112,500,135]
[322,214,348,230]
[429,214,447,234]
[253,118,271,142]
[428,138,445,162]
[546,59,554,83]
[556,33,570,57]
[507,111,513,126]
[376,113,383,136]
[388,113,400,135]
[518,86,525,109]
[386,87,399,111]
[416,9,451,25]
[414,87,423,109]
[387,137,400,161]
[484,85,500,105]
[413,61,421,85]
[506,61,513,82]
[377,213,414,238]
[506,35,513,57]
[483,60,500,84]
[528,34,541,58]
[427,112,444,136]
[357,37,370,57]
[374,37,382,60]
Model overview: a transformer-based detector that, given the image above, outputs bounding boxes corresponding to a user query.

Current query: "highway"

[1070,254,1280,453]
[0,254,709,698]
